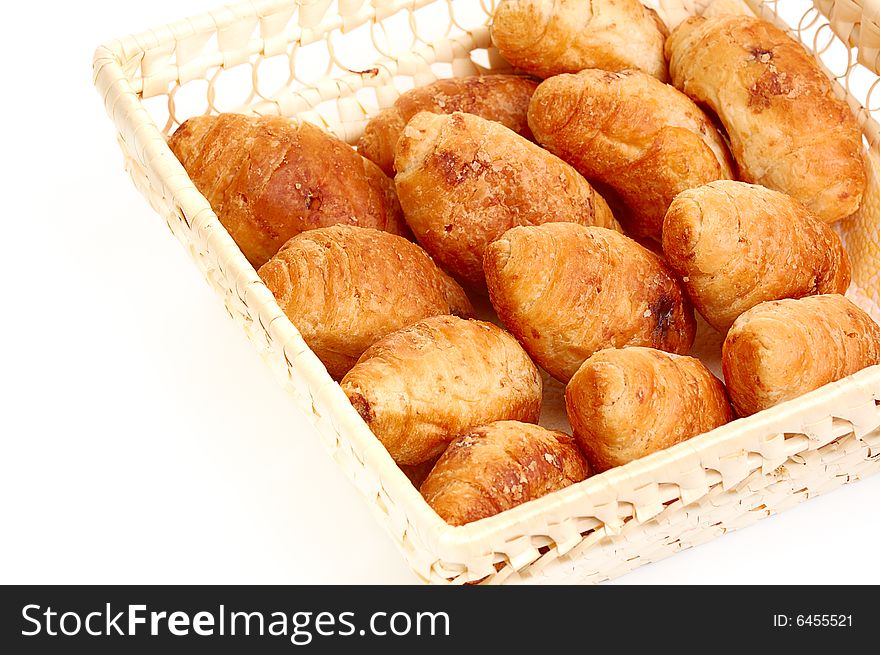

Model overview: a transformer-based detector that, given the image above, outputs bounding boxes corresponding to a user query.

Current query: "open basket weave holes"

[94,0,880,585]
[138,0,508,144]
[127,0,880,311]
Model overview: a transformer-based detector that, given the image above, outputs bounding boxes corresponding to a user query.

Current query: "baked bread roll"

[420,421,589,525]
[341,316,541,465]
[566,347,733,472]
[722,295,880,416]
[491,0,669,81]
[357,75,538,176]
[663,181,851,332]
[484,223,696,382]
[168,114,409,268]
[528,69,733,240]
[395,111,619,290]
[666,15,866,223]
[258,226,473,379]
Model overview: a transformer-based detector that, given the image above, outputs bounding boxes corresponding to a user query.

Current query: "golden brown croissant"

[566,347,733,472]
[528,69,733,240]
[341,315,541,465]
[168,113,409,268]
[357,75,538,176]
[491,0,669,80]
[394,111,619,290]
[663,181,851,332]
[666,15,866,223]
[420,420,589,525]
[484,223,696,382]
[258,226,473,379]
[722,295,880,416]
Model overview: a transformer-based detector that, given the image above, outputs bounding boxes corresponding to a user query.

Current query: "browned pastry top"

[169,113,408,267]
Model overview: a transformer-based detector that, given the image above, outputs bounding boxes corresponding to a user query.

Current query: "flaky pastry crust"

[528,69,733,240]
[357,75,538,176]
[420,420,589,525]
[566,347,733,472]
[666,15,866,222]
[492,0,669,80]
[395,111,619,290]
[168,114,409,268]
[663,181,851,331]
[258,226,473,379]
[484,223,696,382]
[341,316,541,465]
[722,295,880,416]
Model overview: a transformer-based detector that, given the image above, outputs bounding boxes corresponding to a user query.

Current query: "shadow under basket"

[94,0,880,583]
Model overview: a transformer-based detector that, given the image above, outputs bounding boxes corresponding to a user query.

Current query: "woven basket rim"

[429,362,880,548]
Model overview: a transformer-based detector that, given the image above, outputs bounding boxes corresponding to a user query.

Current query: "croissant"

[420,421,589,525]
[168,113,408,267]
[341,315,541,465]
[357,74,538,176]
[663,181,851,331]
[566,347,733,472]
[528,69,733,240]
[484,223,696,382]
[491,0,669,81]
[258,226,472,379]
[666,15,866,223]
[722,295,880,416]
[394,111,619,290]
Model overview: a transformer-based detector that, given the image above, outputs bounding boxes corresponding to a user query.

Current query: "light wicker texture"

[93,0,880,584]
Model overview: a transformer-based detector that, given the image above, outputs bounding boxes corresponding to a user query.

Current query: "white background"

[0,0,878,585]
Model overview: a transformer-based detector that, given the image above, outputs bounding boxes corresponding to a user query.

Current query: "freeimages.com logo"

[21,603,450,645]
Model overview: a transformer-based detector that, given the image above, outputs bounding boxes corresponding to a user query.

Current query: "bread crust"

[528,69,733,240]
[341,316,542,465]
[168,114,409,267]
[484,223,696,382]
[420,420,589,525]
[666,15,866,223]
[491,0,669,80]
[399,458,439,488]
[357,75,538,176]
[663,181,852,331]
[722,295,880,416]
[258,226,473,379]
[566,347,733,472]
[394,111,619,290]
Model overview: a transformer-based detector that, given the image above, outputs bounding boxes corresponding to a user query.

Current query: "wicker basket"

[93,0,880,584]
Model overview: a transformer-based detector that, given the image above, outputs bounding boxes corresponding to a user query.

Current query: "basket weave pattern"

[94,0,880,583]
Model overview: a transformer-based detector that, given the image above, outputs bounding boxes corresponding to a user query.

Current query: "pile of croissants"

[167,1,880,526]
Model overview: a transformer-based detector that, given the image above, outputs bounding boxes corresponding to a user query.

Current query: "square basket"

[94,0,880,584]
